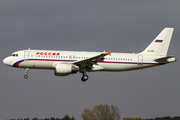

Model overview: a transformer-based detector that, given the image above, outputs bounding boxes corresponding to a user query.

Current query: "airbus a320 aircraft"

[3,28,176,82]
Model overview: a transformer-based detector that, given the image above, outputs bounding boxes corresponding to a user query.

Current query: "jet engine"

[54,63,79,76]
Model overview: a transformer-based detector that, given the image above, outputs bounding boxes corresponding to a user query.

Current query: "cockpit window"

[12,54,18,57]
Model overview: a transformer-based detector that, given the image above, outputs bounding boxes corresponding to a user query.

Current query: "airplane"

[3,28,176,82]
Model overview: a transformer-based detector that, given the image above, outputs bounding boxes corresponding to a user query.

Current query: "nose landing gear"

[24,68,29,79]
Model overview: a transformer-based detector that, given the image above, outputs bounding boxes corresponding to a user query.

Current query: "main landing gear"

[24,68,29,79]
[81,73,89,82]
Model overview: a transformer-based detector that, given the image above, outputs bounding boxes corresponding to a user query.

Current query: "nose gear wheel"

[24,68,29,79]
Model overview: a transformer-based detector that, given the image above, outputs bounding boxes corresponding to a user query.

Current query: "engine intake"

[54,63,79,76]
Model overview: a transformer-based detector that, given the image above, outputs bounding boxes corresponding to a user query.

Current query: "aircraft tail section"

[141,28,174,56]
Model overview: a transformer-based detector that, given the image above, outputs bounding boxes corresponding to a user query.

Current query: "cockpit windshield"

[12,54,18,57]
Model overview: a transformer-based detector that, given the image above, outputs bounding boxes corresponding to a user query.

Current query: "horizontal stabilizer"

[154,56,176,63]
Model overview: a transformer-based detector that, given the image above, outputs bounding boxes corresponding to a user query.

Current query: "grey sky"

[0,1,180,119]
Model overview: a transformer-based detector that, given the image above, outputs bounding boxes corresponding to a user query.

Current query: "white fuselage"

[4,49,162,72]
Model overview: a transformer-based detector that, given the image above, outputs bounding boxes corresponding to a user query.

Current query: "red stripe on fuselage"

[14,59,159,67]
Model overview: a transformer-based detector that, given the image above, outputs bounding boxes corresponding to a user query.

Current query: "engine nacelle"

[54,63,79,76]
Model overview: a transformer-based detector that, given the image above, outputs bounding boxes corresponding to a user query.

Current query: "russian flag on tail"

[155,39,163,43]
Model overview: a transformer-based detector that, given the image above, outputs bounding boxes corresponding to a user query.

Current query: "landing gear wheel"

[24,74,28,79]
[24,68,29,79]
[81,75,89,82]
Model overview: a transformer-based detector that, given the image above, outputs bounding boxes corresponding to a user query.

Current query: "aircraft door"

[69,55,76,61]
[24,51,30,61]
[137,55,143,65]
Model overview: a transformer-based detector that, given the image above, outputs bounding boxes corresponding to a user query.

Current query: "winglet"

[107,51,112,56]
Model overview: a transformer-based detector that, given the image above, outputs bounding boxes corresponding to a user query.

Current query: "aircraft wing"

[73,51,112,67]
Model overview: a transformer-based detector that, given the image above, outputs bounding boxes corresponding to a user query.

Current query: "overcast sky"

[0,1,180,120]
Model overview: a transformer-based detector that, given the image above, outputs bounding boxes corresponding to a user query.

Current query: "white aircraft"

[3,28,176,82]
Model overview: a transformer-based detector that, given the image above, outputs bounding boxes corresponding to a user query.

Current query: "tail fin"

[141,28,174,56]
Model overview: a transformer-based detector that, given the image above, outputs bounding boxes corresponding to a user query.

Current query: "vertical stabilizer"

[141,28,174,56]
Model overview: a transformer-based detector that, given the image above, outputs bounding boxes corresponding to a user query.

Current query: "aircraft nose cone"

[3,57,11,66]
